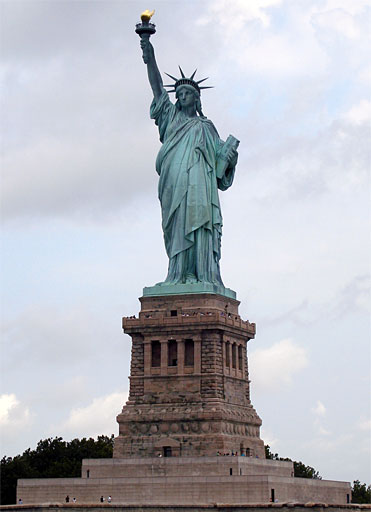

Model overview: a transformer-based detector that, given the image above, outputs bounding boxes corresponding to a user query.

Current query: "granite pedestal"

[16,293,351,505]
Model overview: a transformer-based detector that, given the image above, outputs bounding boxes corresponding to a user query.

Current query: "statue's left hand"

[226,147,238,168]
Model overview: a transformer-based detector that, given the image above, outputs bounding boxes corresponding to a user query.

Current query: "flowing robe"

[150,90,236,286]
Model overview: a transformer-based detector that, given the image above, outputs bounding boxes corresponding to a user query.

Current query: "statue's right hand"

[140,38,153,64]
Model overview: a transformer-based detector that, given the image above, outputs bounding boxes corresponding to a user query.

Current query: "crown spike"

[190,69,197,80]
[196,77,209,85]
[164,72,178,82]
[178,66,186,78]
[199,86,214,90]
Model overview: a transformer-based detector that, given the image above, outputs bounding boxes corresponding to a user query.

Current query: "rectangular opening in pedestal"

[232,343,237,369]
[151,340,161,367]
[226,341,230,367]
[185,339,194,366]
[238,345,243,370]
[168,340,177,366]
[170,310,177,316]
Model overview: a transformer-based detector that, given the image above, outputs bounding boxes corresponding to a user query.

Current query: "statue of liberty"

[138,14,239,298]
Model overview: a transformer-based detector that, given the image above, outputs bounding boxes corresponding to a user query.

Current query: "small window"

[229,468,232,475]
[168,340,177,366]
[170,310,177,317]
[151,340,161,367]
[86,469,90,478]
[347,494,350,504]
[271,489,275,502]
[238,345,243,370]
[226,342,230,367]
[185,339,194,366]
[232,343,237,369]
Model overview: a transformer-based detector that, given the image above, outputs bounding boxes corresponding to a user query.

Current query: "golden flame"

[141,9,155,22]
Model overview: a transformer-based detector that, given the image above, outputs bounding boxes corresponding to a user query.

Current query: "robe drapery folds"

[150,89,236,286]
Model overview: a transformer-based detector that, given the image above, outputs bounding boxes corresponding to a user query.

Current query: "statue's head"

[175,85,204,117]
[175,85,199,112]
[164,67,212,117]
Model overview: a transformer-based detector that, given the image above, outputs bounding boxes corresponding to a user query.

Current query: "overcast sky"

[1,0,370,486]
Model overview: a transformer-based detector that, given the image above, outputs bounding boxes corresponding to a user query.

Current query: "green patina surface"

[143,282,236,299]
[139,26,239,298]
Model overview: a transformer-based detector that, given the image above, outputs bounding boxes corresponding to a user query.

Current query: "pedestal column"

[177,339,185,374]
[160,339,168,375]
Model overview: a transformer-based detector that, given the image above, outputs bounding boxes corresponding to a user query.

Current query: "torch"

[135,10,156,64]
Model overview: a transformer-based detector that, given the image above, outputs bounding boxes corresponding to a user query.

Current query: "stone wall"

[6,504,369,512]
[16,457,351,506]
[115,294,263,459]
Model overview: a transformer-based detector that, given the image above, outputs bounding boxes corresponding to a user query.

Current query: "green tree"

[352,480,371,503]
[0,435,114,505]
[265,445,321,479]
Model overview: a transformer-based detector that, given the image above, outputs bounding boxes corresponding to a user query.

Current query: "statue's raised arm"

[140,38,163,102]
[135,10,162,101]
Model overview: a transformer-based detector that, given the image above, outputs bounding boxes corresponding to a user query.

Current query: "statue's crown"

[164,67,213,94]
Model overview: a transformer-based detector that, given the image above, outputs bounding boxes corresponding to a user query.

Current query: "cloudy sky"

[1,0,370,486]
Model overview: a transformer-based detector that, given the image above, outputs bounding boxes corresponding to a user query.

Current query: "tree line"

[1,437,369,504]
[1,436,114,505]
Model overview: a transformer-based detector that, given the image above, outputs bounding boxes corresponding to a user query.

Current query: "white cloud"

[311,401,331,436]
[59,391,127,440]
[342,99,371,125]
[312,400,327,417]
[197,0,282,30]
[0,394,33,456]
[197,1,327,78]
[0,393,32,427]
[323,0,370,17]
[245,111,369,203]
[197,0,369,82]
[313,8,361,39]
[358,419,371,431]
[318,426,331,436]
[249,339,308,392]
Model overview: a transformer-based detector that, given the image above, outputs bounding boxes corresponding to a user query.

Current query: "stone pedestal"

[114,293,265,459]
[16,292,352,505]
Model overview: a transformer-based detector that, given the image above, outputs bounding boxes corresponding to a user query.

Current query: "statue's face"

[177,86,196,109]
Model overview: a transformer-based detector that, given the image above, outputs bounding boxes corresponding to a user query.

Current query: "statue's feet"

[184,273,198,284]
[155,274,199,286]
